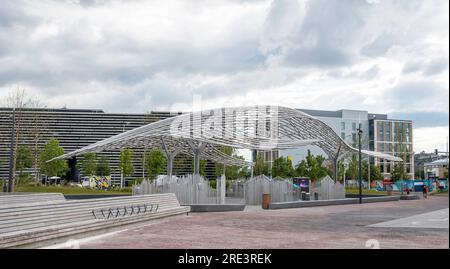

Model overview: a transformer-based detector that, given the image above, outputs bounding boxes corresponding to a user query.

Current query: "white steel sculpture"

[51,105,402,180]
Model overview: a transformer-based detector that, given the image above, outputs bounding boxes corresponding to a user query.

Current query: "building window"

[378,122,383,141]
[341,132,346,140]
[386,124,390,142]
[398,123,403,142]
[352,133,357,144]
[352,122,356,131]
[341,122,345,131]
[405,124,410,143]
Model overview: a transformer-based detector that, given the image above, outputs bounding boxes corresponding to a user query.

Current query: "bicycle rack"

[92,203,159,220]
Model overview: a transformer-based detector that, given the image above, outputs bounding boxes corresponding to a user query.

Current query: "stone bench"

[0,193,66,207]
[0,193,190,248]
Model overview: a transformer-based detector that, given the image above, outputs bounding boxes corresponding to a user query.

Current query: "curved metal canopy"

[50,105,402,165]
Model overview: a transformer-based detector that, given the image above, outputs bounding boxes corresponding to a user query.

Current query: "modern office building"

[0,107,217,185]
[257,109,414,180]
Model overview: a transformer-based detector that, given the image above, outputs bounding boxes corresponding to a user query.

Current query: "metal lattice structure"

[51,106,400,156]
[51,106,402,180]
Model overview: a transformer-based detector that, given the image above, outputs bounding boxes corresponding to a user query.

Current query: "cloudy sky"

[0,0,448,152]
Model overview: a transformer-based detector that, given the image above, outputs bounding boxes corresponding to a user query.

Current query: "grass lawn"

[345,188,390,195]
[15,185,132,195]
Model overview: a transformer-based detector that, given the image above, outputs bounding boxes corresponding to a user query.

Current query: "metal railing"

[92,203,159,220]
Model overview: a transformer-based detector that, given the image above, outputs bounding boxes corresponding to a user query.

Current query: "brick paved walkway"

[46,195,449,249]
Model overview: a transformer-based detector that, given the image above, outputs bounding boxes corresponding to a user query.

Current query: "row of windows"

[378,143,412,153]
[379,163,412,174]
[341,122,359,131]
[378,121,411,142]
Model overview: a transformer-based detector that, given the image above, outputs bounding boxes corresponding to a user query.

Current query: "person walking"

[422,184,428,199]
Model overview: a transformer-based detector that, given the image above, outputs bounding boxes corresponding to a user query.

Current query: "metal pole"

[368,156,371,190]
[7,107,16,192]
[358,124,362,204]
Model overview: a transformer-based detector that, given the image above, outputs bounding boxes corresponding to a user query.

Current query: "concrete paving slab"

[39,196,450,249]
[368,208,449,229]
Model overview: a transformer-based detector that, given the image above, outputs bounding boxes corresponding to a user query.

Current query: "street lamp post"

[357,123,363,204]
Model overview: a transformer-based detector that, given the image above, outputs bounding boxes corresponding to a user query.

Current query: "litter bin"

[262,193,271,209]
[314,192,319,200]
[305,193,311,201]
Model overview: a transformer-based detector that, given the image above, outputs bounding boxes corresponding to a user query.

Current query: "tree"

[39,139,68,177]
[391,161,407,182]
[215,146,246,180]
[253,153,269,176]
[5,87,27,191]
[96,156,111,177]
[144,149,166,180]
[346,155,358,180]
[272,156,294,178]
[27,98,49,181]
[338,161,345,181]
[294,150,329,181]
[370,164,383,181]
[119,148,134,187]
[362,160,369,180]
[81,153,97,176]
[16,145,33,185]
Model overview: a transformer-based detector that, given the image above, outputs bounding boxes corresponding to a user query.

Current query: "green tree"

[144,149,166,180]
[391,161,407,181]
[215,146,246,180]
[346,155,358,180]
[272,156,294,178]
[16,145,33,176]
[119,149,134,178]
[16,145,33,185]
[294,150,329,181]
[361,160,369,180]
[370,164,383,181]
[253,153,269,176]
[338,161,345,181]
[39,139,68,177]
[81,153,97,176]
[96,156,111,177]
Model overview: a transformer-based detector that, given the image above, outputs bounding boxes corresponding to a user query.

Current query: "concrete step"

[0,197,179,219]
[0,195,179,216]
[0,193,179,212]
[0,193,189,248]
[0,207,190,248]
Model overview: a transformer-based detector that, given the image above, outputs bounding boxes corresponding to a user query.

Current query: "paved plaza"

[45,195,449,249]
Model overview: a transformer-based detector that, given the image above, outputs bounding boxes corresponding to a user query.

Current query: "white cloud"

[414,126,449,153]
[0,0,448,153]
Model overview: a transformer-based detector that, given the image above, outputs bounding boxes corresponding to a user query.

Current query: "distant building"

[414,151,443,179]
[255,108,414,180]
[424,158,449,179]
[0,107,218,185]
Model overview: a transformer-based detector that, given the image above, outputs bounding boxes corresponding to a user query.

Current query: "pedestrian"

[422,184,428,199]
